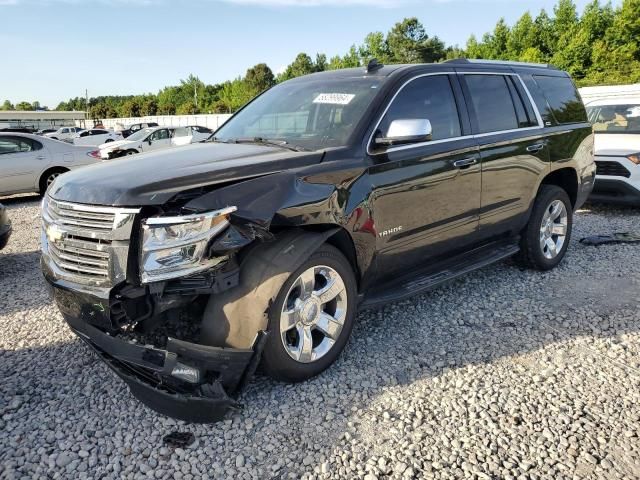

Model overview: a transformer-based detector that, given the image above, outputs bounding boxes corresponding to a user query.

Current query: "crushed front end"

[40,195,265,423]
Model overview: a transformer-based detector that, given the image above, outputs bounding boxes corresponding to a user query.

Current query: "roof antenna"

[366,58,384,73]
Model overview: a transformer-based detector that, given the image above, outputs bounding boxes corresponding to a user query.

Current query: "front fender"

[201,229,338,349]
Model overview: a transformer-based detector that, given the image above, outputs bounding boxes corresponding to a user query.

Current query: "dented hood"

[49,142,324,206]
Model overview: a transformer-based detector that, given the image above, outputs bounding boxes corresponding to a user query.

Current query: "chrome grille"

[48,236,111,279]
[41,196,139,290]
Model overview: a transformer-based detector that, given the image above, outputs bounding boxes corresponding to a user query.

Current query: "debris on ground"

[580,232,640,246]
[163,432,196,448]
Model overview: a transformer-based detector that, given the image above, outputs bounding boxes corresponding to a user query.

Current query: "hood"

[49,142,324,206]
[594,133,640,156]
[100,139,132,150]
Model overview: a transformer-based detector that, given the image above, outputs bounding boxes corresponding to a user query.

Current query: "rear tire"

[518,185,573,270]
[261,244,357,383]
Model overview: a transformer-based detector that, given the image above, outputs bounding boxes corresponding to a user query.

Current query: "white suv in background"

[43,126,84,142]
[587,98,640,206]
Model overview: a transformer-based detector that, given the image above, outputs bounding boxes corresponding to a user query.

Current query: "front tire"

[518,185,573,270]
[261,244,357,383]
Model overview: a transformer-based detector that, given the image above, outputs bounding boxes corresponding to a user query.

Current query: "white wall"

[77,114,232,131]
[579,83,640,104]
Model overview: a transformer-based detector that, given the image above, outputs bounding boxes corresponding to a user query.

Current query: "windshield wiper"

[218,137,308,152]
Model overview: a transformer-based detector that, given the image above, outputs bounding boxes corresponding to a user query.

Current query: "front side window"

[465,75,521,134]
[378,75,461,142]
[151,129,169,141]
[214,77,384,151]
[587,104,640,134]
[127,128,154,142]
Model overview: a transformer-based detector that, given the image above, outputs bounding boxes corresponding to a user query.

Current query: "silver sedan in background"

[0,133,102,196]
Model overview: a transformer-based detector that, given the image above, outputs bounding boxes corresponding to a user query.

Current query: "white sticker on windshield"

[313,93,355,105]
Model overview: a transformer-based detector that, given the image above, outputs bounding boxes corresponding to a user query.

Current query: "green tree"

[1,100,14,110]
[278,53,318,81]
[217,78,253,112]
[244,63,276,96]
[507,12,537,59]
[386,17,445,63]
[328,46,361,70]
[359,32,392,64]
[15,101,33,111]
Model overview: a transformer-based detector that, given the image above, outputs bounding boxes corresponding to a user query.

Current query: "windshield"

[587,104,640,134]
[214,77,384,151]
[127,128,154,142]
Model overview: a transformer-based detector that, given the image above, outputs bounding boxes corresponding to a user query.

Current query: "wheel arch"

[539,167,579,207]
[201,228,342,349]
[38,166,69,193]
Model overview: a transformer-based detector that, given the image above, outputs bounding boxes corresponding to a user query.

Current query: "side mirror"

[375,119,433,147]
[148,138,153,145]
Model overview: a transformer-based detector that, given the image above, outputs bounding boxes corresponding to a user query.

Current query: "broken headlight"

[140,207,236,283]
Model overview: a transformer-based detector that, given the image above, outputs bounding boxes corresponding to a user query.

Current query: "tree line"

[2,0,638,119]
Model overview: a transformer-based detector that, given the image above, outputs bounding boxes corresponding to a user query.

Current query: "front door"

[368,73,482,279]
[145,128,172,152]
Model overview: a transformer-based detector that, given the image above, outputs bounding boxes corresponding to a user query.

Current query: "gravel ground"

[1,195,639,480]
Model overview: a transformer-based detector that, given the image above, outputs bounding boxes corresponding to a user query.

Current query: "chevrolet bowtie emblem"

[46,225,65,243]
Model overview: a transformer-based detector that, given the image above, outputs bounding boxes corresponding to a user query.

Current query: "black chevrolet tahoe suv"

[41,59,595,422]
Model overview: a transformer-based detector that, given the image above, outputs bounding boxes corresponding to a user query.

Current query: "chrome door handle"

[453,157,477,168]
[526,143,545,153]
[36,155,46,160]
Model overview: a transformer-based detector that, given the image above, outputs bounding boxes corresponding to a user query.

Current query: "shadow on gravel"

[0,250,50,315]
[0,194,41,207]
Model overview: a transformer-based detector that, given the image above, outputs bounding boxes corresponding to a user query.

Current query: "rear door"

[458,72,549,239]
[0,136,46,193]
[368,73,482,278]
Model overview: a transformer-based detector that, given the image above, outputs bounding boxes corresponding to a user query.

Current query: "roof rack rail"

[444,58,557,70]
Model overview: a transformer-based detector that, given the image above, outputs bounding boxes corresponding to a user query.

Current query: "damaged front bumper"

[46,277,266,423]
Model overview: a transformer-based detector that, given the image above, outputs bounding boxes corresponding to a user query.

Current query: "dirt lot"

[1,195,639,480]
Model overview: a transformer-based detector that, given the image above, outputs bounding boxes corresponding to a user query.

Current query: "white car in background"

[73,129,123,147]
[586,97,640,206]
[43,126,84,142]
[98,125,212,159]
[172,125,213,145]
[0,133,101,195]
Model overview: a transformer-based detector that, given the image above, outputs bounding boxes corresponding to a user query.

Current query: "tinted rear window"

[533,75,587,124]
[465,75,519,134]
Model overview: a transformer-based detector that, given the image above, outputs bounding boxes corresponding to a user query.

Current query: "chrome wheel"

[539,199,568,260]
[46,172,62,189]
[280,265,348,364]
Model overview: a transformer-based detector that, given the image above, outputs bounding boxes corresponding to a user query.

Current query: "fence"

[76,114,233,131]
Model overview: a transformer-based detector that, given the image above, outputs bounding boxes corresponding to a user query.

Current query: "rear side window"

[379,75,462,142]
[533,75,587,124]
[0,136,42,154]
[465,75,524,134]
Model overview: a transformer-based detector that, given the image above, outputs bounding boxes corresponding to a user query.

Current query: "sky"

[0,0,621,107]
